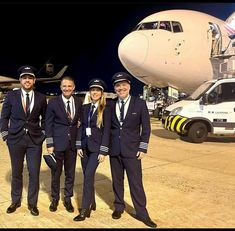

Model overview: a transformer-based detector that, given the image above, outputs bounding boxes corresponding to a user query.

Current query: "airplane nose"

[118,32,148,69]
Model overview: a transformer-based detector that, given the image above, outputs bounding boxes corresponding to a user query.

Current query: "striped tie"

[26,93,30,117]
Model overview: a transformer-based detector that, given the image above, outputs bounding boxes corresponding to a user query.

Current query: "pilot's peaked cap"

[17,65,37,78]
[112,72,132,85]
[88,78,107,91]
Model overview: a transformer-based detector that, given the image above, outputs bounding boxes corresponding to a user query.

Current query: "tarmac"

[0,117,235,228]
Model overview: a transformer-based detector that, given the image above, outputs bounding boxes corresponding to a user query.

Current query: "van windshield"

[187,82,215,100]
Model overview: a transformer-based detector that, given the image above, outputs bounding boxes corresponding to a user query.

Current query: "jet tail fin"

[225,12,235,39]
[39,65,68,83]
[225,12,235,24]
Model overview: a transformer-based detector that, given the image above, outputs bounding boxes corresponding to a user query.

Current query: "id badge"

[86,127,92,136]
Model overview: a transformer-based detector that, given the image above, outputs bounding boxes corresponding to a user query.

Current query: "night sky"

[0,2,235,95]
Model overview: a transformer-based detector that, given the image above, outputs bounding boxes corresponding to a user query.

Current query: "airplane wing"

[0,76,19,84]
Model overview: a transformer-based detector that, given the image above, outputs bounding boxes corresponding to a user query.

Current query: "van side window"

[208,86,220,104]
[209,83,235,104]
[220,83,235,102]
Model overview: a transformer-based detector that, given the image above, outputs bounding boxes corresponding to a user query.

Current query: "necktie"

[120,100,125,122]
[89,104,95,119]
[67,101,71,121]
[26,93,30,117]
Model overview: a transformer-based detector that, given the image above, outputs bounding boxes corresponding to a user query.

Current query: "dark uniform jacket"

[76,103,111,155]
[0,89,47,145]
[109,96,151,158]
[45,95,82,151]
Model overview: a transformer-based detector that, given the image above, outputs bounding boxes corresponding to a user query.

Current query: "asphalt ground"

[0,117,235,228]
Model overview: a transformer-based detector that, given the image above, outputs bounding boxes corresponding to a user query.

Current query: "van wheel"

[188,122,208,143]
[177,132,187,137]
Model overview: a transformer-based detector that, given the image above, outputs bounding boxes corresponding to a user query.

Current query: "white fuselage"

[118,9,230,94]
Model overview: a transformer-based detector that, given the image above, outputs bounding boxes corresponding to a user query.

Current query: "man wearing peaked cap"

[17,65,37,78]
[0,65,47,216]
[108,71,157,228]
[88,78,107,91]
[112,72,132,85]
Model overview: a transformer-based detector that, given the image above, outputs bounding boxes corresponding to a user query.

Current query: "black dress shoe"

[112,210,124,219]
[49,199,59,212]
[28,205,39,216]
[63,200,74,213]
[6,201,21,213]
[73,208,91,221]
[137,216,157,228]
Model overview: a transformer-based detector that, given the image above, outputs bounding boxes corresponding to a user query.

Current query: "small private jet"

[118,9,235,97]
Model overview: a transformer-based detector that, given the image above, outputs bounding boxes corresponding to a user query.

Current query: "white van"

[162,78,235,143]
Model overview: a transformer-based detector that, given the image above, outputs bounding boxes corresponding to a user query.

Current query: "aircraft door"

[209,22,222,56]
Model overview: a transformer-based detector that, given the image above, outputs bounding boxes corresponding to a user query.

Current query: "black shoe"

[6,201,21,213]
[28,205,39,216]
[90,203,96,211]
[137,216,157,228]
[63,200,74,213]
[112,210,124,219]
[73,208,91,221]
[49,199,59,212]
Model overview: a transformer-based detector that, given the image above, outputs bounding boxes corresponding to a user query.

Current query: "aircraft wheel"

[188,122,208,143]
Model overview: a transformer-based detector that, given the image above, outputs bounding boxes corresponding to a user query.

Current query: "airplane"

[118,9,235,98]
[0,65,68,91]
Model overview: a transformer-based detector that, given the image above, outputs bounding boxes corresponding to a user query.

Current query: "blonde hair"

[88,92,106,128]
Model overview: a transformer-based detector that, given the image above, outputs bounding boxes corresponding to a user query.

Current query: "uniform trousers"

[7,134,42,206]
[51,143,77,202]
[80,150,99,209]
[109,155,149,219]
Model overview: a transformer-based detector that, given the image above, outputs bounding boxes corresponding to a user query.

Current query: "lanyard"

[118,96,130,120]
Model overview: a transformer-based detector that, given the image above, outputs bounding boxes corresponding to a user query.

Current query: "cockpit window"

[133,21,183,33]
[159,21,171,31]
[134,21,158,31]
[172,21,183,33]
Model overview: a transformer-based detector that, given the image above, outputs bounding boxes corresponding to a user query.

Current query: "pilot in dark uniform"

[0,65,47,216]
[109,72,157,228]
[45,76,82,213]
[74,79,111,221]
